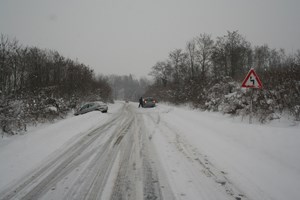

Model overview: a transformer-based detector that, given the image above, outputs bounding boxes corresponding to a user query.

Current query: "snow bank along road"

[0,102,299,200]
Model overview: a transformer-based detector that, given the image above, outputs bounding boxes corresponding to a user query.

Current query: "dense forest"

[0,34,112,135]
[145,31,300,122]
[1,31,300,135]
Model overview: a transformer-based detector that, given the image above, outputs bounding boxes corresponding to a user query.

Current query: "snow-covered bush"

[204,77,245,114]
[292,105,300,121]
[0,100,26,135]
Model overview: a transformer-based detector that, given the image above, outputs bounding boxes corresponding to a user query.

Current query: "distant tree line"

[146,31,300,122]
[107,74,150,102]
[0,34,112,135]
[0,34,111,100]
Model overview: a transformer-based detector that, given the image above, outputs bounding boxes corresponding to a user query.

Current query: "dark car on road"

[74,101,108,115]
[142,97,156,108]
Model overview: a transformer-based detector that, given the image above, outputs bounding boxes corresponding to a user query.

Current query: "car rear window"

[145,98,154,101]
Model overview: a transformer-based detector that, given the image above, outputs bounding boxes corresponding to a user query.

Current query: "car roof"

[94,101,106,105]
[81,101,106,107]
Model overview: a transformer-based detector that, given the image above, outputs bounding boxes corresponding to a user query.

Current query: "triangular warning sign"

[241,68,263,89]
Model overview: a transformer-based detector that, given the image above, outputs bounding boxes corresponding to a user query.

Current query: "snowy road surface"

[0,102,299,200]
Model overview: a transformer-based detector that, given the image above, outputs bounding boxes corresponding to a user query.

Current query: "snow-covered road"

[0,102,299,200]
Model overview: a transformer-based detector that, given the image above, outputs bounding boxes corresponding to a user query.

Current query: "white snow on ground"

[0,101,299,200]
[0,103,122,190]
[148,104,300,200]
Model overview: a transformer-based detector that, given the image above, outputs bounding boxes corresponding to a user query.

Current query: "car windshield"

[80,104,89,110]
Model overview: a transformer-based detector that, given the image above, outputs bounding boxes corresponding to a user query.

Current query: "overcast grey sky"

[1,0,299,77]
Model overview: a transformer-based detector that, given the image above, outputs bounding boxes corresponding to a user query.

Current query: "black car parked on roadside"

[142,97,156,108]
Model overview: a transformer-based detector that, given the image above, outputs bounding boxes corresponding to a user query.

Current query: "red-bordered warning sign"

[241,68,263,89]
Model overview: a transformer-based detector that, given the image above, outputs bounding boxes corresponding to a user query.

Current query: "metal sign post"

[241,68,263,124]
[249,89,254,124]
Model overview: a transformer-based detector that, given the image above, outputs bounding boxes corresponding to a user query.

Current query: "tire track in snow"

[146,110,249,200]
[0,104,166,200]
[110,106,163,200]
[0,105,128,200]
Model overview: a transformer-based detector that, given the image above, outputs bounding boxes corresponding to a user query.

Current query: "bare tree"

[195,33,214,79]
[253,45,270,72]
[211,36,227,79]
[295,50,300,66]
[186,40,197,78]
[169,49,188,84]
[149,61,173,87]
[211,31,252,80]
[0,34,11,95]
